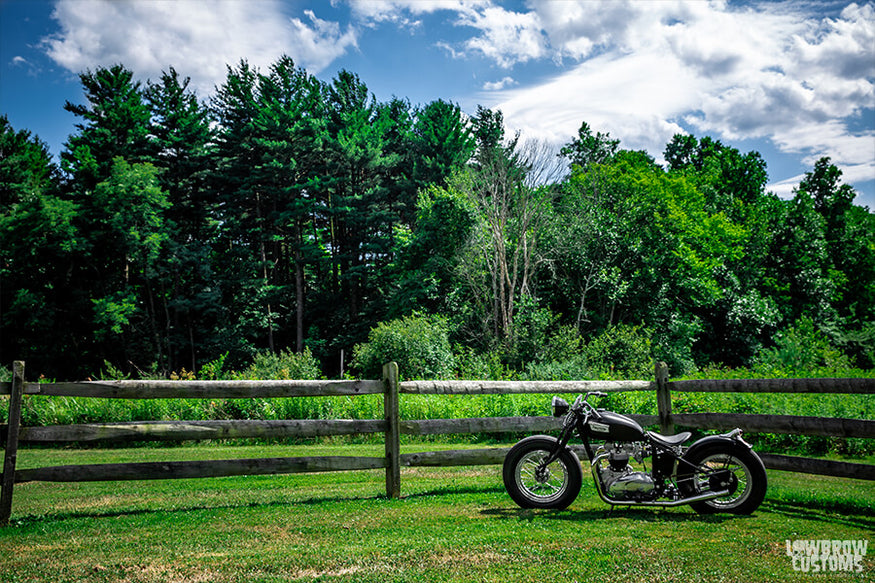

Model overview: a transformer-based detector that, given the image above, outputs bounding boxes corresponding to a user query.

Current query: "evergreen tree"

[253,55,328,353]
[0,118,78,376]
[144,67,218,371]
[61,65,152,191]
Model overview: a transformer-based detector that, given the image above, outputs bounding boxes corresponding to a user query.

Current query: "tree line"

[1,56,873,380]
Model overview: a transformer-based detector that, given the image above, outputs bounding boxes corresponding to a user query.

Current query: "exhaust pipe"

[595,489,731,508]
[590,455,730,507]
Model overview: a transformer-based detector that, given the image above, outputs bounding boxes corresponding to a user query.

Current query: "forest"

[1,56,873,381]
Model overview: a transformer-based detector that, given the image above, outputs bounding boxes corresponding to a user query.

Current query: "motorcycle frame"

[544,399,740,508]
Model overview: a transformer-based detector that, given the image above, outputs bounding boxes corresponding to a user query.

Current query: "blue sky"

[2,0,873,207]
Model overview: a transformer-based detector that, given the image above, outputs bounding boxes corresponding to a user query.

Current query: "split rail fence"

[2,360,873,524]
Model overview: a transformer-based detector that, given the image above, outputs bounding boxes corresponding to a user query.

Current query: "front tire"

[677,444,767,515]
[503,436,582,510]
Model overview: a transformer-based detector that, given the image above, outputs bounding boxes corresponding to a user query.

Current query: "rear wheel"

[677,444,767,515]
[503,436,582,510]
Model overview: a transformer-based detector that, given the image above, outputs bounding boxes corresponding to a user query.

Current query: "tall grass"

[2,353,872,456]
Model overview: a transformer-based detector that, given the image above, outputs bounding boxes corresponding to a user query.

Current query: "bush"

[584,324,654,379]
[504,297,559,368]
[454,347,514,380]
[521,356,592,381]
[755,317,850,376]
[234,347,322,380]
[351,313,455,380]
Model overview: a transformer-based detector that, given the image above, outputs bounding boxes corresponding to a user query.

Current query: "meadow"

[0,442,872,583]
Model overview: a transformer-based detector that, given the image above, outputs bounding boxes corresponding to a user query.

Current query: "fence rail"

[2,360,873,524]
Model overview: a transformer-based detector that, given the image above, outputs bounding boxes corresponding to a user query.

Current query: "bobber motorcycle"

[503,392,767,514]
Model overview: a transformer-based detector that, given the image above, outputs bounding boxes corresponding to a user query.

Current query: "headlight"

[551,396,570,417]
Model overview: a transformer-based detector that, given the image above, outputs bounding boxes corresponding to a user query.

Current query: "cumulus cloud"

[36,0,874,193]
[457,5,547,67]
[482,76,516,91]
[347,0,487,25]
[42,0,357,95]
[482,1,874,187]
[350,0,545,66]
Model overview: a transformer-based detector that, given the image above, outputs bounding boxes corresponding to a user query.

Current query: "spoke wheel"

[678,444,767,515]
[503,436,582,510]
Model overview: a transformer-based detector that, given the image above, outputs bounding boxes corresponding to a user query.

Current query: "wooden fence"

[1,360,873,524]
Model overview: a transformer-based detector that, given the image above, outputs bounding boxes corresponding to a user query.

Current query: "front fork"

[540,422,577,467]
[541,415,594,467]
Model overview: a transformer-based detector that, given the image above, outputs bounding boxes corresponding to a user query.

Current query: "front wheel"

[677,444,767,515]
[503,436,582,510]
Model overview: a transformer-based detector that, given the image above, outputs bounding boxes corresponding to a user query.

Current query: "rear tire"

[677,444,767,515]
[503,436,582,510]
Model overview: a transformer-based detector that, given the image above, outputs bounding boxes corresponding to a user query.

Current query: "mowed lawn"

[0,443,872,583]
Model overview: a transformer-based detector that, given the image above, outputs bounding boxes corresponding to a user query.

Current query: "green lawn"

[0,443,872,582]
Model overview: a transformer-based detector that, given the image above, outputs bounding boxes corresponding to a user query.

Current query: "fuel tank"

[585,411,646,442]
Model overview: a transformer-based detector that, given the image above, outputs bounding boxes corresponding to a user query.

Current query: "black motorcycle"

[503,392,767,514]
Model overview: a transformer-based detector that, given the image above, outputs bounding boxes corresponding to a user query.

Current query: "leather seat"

[647,430,691,447]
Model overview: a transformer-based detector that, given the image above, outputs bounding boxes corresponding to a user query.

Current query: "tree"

[0,117,79,376]
[322,70,397,332]
[390,182,477,317]
[86,158,171,369]
[458,106,554,345]
[145,67,213,238]
[0,116,59,208]
[410,99,475,191]
[792,159,874,349]
[664,134,767,209]
[553,147,752,372]
[61,65,152,191]
[253,55,327,353]
[559,121,620,171]
[210,59,276,358]
[145,67,217,371]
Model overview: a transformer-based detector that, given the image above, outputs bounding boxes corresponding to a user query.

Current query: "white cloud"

[457,5,546,67]
[348,0,486,23]
[481,1,874,185]
[767,174,804,199]
[350,0,545,67]
[42,0,357,95]
[482,76,516,91]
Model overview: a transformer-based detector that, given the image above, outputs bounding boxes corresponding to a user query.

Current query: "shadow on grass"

[761,498,874,530]
[4,484,506,528]
[479,505,739,524]
[6,484,872,532]
[4,493,386,528]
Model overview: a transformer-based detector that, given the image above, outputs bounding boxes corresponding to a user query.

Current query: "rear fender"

[687,429,752,453]
[680,429,755,472]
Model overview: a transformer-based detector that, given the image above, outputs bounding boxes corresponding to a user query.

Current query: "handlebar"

[572,391,607,413]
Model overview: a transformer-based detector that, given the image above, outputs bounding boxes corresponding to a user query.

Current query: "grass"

[0,442,872,582]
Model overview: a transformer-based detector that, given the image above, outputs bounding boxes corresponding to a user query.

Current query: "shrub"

[521,356,592,381]
[234,347,322,380]
[454,347,514,380]
[584,324,654,379]
[351,313,455,380]
[755,317,850,376]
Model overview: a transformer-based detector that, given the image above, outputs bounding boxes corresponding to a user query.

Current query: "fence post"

[1,361,25,525]
[383,362,401,499]
[655,361,674,435]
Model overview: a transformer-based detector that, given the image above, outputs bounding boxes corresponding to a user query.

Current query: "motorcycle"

[503,391,767,514]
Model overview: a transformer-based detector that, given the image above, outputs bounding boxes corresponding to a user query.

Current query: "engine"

[599,442,656,500]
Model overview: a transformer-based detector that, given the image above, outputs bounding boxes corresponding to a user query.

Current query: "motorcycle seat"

[647,430,691,447]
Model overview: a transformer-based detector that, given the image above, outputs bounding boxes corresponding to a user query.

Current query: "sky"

[1,0,873,208]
